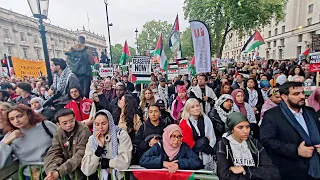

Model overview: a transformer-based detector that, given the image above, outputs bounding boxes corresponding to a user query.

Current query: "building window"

[297,46,302,57]
[284,2,287,10]
[7,46,13,56]
[56,51,61,58]
[275,28,278,36]
[23,48,28,59]
[308,4,314,14]
[281,39,285,46]
[267,42,271,48]
[3,29,10,39]
[283,14,286,22]
[298,34,303,42]
[33,36,39,44]
[273,40,277,47]
[36,49,41,59]
[282,26,285,33]
[273,50,276,59]
[279,49,283,60]
[268,31,271,37]
[307,18,312,26]
[266,51,270,60]
[20,32,26,42]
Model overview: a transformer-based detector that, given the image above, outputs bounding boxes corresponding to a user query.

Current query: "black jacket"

[42,107,56,123]
[208,109,226,142]
[135,120,168,156]
[125,82,135,92]
[139,142,203,170]
[216,137,280,180]
[260,106,320,180]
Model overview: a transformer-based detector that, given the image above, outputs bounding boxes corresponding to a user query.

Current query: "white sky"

[0,0,189,47]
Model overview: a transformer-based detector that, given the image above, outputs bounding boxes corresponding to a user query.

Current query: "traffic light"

[1,59,7,67]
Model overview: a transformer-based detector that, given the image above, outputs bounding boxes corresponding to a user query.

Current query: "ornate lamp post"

[27,0,52,85]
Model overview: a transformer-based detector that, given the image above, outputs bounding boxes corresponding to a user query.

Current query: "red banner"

[133,171,194,180]
[309,63,320,72]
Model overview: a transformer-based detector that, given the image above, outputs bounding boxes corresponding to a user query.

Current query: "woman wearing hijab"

[260,80,271,102]
[179,98,216,171]
[216,112,280,180]
[139,124,202,173]
[171,86,188,122]
[30,97,56,122]
[231,89,256,126]
[308,88,320,118]
[81,110,132,180]
[208,94,234,142]
[243,78,264,115]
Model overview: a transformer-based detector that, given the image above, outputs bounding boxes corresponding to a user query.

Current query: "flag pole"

[104,0,113,65]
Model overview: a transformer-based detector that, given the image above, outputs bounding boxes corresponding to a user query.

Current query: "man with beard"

[155,99,174,125]
[47,58,79,109]
[64,86,94,129]
[157,78,169,109]
[122,75,135,92]
[260,82,320,180]
[110,82,127,112]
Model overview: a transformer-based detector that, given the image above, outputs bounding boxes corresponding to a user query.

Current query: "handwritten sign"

[312,34,320,52]
[132,56,152,75]
[99,67,113,77]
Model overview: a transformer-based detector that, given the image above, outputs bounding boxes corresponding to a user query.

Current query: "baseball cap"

[155,99,165,107]
[159,78,166,82]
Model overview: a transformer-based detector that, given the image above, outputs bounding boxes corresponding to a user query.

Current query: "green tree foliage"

[181,28,194,58]
[111,44,135,65]
[184,0,286,58]
[137,20,172,58]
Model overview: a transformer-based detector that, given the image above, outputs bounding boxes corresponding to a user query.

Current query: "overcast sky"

[0,0,189,48]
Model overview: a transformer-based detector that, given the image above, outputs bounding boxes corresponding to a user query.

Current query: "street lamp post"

[135,28,139,55]
[27,0,52,86]
[104,0,113,65]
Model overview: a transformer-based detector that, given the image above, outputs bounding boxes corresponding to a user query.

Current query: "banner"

[132,56,152,75]
[11,57,47,78]
[131,56,152,84]
[190,20,211,74]
[99,67,114,77]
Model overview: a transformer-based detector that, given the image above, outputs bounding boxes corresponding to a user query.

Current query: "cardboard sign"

[99,67,113,77]
[11,57,47,78]
[131,56,152,75]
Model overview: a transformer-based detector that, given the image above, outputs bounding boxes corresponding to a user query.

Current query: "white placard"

[131,56,152,75]
[99,67,114,77]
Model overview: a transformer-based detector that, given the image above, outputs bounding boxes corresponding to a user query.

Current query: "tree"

[137,20,172,59]
[184,0,286,58]
[181,28,194,58]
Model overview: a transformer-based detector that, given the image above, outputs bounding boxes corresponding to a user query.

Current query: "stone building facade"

[0,7,107,60]
[222,0,320,60]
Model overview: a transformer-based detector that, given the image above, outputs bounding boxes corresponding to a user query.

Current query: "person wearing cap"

[260,80,271,101]
[155,99,174,125]
[122,75,134,92]
[12,82,37,106]
[216,112,280,180]
[158,78,169,109]
[269,70,280,88]
[259,88,281,126]
[110,82,127,110]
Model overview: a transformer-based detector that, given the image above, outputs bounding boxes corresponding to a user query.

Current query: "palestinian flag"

[242,31,265,53]
[119,40,131,65]
[302,48,310,56]
[188,56,196,77]
[131,74,151,84]
[169,14,182,58]
[154,34,168,71]
[133,170,195,180]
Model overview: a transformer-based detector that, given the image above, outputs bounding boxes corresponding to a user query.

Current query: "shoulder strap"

[42,121,53,138]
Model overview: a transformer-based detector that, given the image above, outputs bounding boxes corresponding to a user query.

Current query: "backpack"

[66,47,91,76]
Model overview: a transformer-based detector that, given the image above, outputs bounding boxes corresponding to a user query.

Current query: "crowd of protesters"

[0,37,320,180]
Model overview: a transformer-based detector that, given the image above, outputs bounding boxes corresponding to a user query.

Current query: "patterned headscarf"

[214,94,234,123]
[90,110,121,180]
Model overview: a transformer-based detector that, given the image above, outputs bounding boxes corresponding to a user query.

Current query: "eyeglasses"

[170,135,183,140]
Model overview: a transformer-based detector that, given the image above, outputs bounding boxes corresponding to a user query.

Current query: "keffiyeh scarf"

[90,110,121,180]
[52,66,73,93]
[214,94,234,123]
[246,87,258,107]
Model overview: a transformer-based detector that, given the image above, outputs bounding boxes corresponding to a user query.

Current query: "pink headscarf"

[308,88,320,112]
[231,89,247,115]
[163,124,182,161]
[172,86,188,120]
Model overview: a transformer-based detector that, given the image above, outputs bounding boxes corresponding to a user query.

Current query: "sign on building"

[312,34,320,52]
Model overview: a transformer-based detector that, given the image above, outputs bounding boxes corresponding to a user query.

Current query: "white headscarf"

[30,97,44,113]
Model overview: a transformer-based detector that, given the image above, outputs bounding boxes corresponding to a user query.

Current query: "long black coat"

[260,106,320,180]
